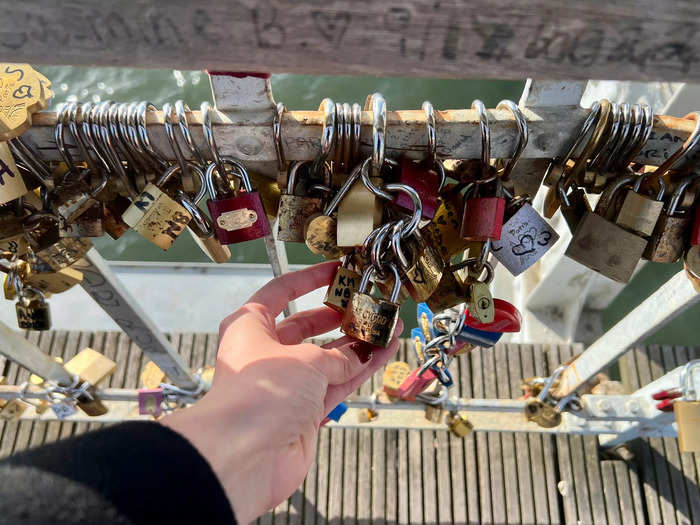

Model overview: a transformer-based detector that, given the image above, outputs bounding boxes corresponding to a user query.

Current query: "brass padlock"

[341,264,402,348]
[447,412,473,437]
[615,174,665,238]
[122,164,198,250]
[337,160,383,247]
[323,257,361,313]
[524,398,561,428]
[277,161,329,242]
[465,260,495,324]
[557,179,592,233]
[675,360,700,453]
[421,186,470,263]
[425,263,468,313]
[644,175,696,262]
[382,361,411,397]
[177,190,231,264]
[35,238,92,271]
[393,228,444,302]
[141,361,167,390]
[565,176,646,283]
[424,403,445,424]
[15,287,51,330]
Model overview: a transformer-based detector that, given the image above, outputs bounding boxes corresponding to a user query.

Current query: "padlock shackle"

[157,161,207,203]
[312,99,336,177]
[384,183,422,238]
[176,190,214,239]
[391,222,411,269]
[595,175,636,219]
[370,221,397,275]
[323,158,365,216]
[273,102,287,172]
[358,262,401,303]
[632,172,666,200]
[589,101,621,172]
[204,156,251,201]
[495,99,528,181]
[668,172,700,215]
[365,93,386,176]
[537,365,567,402]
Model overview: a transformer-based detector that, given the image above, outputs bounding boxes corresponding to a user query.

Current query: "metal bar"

[0,322,73,385]
[553,271,700,398]
[264,230,297,318]
[73,249,198,389]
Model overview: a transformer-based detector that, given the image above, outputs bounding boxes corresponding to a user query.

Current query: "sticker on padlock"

[464,298,522,333]
[205,157,271,244]
[691,204,700,247]
[138,388,164,417]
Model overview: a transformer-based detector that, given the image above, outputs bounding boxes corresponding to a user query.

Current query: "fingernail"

[349,341,374,363]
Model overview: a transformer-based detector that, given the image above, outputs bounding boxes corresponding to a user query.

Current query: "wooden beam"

[2,1,700,82]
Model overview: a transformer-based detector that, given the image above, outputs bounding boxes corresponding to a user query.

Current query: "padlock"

[425,266,468,313]
[447,412,473,437]
[50,399,77,420]
[524,398,562,428]
[691,203,700,246]
[337,160,383,247]
[277,161,329,242]
[460,180,506,242]
[140,361,167,390]
[644,175,696,262]
[52,171,108,223]
[684,246,700,293]
[382,361,411,397]
[341,263,402,348]
[122,164,196,250]
[464,298,522,333]
[394,157,443,220]
[23,266,83,297]
[138,388,164,417]
[565,177,647,283]
[421,185,470,263]
[674,360,700,453]
[557,179,592,233]
[0,142,29,205]
[15,286,51,330]
[424,402,445,424]
[35,238,92,271]
[177,190,231,264]
[464,260,495,324]
[103,195,132,240]
[205,157,271,244]
[615,174,666,237]
[491,195,559,276]
[456,324,503,348]
[0,399,27,421]
[323,257,361,313]
[64,348,117,387]
[24,213,60,251]
[59,202,104,238]
[392,228,444,302]
[396,367,439,401]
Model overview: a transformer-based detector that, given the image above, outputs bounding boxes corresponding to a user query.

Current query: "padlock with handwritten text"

[421,185,470,263]
[122,164,194,250]
[35,237,92,271]
[15,286,51,330]
[323,257,362,313]
[491,193,559,276]
[205,157,270,244]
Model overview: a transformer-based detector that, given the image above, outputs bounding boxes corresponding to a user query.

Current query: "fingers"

[246,261,340,318]
[276,307,343,345]
[323,323,402,413]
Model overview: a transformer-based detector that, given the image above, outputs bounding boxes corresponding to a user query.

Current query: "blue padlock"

[455,324,503,347]
[327,402,348,422]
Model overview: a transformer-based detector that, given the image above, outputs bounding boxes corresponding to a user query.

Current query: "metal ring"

[136,101,169,168]
[589,101,621,171]
[176,190,214,237]
[175,100,206,167]
[351,103,362,166]
[334,102,344,167]
[342,103,352,170]
[317,98,336,164]
[601,102,631,172]
[496,99,528,181]
[384,183,422,237]
[422,101,437,167]
[201,101,228,180]
[163,102,190,175]
[273,102,286,171]
[471,100,490,177]
[365,93,386,176]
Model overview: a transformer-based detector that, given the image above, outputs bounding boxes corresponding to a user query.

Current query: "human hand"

[162,261,402,523]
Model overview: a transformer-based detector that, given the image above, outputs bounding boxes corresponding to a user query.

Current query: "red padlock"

[394,157,442,220]
[396,367,439,401]
[691,203,700,246]
[464,298,522,333]
[656,398,676,412]
[460,183,506,242]
[651,389,682,401]
[205,157,270,244]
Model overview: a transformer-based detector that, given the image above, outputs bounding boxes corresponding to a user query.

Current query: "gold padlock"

[323,257,361,313]
[0,399,27,421]
[675,360,700,453]
[382,361,411,398]
[447,412,473,437]
[141,361,167,390]
[421,187,470,263]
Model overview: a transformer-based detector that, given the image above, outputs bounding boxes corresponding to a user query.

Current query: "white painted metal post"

[553,271,700,398]
[74,249,198,390]
[0,321,73,385]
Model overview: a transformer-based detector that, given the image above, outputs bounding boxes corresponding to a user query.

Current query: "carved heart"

[312,11,351,44]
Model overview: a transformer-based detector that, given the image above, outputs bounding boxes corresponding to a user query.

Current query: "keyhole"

[478,297,491,310]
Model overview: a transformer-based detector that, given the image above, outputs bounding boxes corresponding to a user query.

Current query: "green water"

[34,66,699,345]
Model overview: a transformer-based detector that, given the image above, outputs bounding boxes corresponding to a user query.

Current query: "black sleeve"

[0,421,237,525]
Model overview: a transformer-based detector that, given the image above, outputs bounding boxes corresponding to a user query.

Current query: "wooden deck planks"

[2,332,700,524]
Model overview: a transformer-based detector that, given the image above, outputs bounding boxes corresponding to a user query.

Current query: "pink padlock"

[396,367,439,401]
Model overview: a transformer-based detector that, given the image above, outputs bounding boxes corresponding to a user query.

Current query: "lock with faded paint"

[277,161,330,242]
[615,173,666,237]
